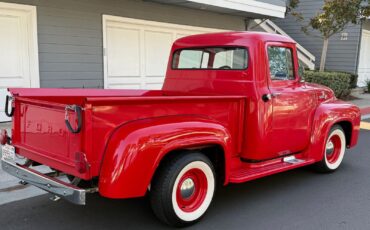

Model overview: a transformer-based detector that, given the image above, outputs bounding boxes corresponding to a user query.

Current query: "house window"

[267,46,295,80]
[173,47,248,70]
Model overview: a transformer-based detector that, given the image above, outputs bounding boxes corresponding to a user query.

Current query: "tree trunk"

[320,38,329,72]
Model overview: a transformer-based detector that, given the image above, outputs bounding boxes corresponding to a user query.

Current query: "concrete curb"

[361,107,370,120]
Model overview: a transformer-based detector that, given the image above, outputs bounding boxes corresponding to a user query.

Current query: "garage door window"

[173,47,248,70]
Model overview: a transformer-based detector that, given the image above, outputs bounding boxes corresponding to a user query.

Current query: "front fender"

[309,100,360,161]
[98,115,232,199]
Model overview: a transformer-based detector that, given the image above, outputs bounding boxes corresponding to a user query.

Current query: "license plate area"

[1,144,15,161]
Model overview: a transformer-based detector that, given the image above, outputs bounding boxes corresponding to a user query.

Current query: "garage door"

[0,3,39,122]
[358,30,370,87]
[103,16,225,89]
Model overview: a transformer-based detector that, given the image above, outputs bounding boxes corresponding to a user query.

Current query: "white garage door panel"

[107,76,142,87]
[358,30,370,87]
[0,16,22,78]
[0,3,39,122]
[107,27,140,77]
[103,16,226,90]
[145,31,172,78]
[176,33,194,39]
[0,78,25,87]
[145,83,164,90]
[109,83,141,89]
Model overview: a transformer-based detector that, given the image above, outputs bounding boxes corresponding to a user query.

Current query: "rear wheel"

[150,152,215,227]
[314,125,346,172]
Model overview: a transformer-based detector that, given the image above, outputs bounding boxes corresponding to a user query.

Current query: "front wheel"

[314,125,346,172]
[150,152,215,227]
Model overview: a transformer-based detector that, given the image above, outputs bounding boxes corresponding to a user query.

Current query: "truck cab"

[164,32,341,161]
[0,32,361,227]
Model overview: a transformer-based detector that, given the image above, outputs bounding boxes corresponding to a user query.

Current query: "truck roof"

[173,31,296,48]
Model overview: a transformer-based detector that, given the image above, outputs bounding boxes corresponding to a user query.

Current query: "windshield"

[172,47,248,70]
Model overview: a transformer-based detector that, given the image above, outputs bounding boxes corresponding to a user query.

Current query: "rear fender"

[309,100,360,161]
[98,115,232,199]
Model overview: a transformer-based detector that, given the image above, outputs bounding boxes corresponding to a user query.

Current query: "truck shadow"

[0,163,356,230]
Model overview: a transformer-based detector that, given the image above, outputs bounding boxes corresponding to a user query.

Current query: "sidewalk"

[0,122,10,130]
[349,91,370,119]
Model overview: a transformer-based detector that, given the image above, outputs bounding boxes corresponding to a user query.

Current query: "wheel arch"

[309,101,360,162]
[334,120,352,147]
[152,144,226,189]
[98,115,232,199]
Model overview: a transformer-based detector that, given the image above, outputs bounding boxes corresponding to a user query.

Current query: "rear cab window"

[172,47,248,70]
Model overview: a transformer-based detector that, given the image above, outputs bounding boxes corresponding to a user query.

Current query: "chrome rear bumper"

[1,159,86,205]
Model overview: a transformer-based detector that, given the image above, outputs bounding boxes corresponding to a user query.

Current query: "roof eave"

[147,0,287,19]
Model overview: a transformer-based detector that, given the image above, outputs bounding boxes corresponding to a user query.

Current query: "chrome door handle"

[262,94,272,102]
[262,93,282,102]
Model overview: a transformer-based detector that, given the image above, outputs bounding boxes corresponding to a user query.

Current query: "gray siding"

[273,0,362,74]
[2,0,246,88]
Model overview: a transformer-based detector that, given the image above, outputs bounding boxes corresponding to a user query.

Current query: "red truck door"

[264,43,316,157]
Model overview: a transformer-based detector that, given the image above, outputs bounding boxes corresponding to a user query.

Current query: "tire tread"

[313,125,345,173]
[150,152,214,227]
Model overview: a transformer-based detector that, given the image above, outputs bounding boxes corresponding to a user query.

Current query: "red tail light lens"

[0,129,9,145]
[75,152,89,174]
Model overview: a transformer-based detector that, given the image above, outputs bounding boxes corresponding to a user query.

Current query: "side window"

[267,46,295,80]
[298,60,305,78]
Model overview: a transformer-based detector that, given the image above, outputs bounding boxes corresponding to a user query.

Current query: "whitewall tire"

[150,152,215,227]
[314,125,346,172]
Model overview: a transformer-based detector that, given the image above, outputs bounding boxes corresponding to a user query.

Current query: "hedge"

[349,73,359,89]
[321,70,358,89]
[304,70,352,99]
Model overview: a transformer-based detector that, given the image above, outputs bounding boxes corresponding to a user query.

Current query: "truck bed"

[9,88,246,180]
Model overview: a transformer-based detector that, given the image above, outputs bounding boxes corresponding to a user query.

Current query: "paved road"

[1,129,370,230]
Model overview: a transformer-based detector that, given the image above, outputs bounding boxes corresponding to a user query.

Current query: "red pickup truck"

[0,32,361,227]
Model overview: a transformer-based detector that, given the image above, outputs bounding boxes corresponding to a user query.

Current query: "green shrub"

[365,79,370,93]
[348,73,358,89]
[304,70,352,99]
[322,70,358,89]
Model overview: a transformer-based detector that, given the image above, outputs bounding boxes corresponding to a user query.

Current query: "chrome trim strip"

[1,159,86,205]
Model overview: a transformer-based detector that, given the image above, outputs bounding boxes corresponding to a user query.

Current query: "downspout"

[244,18,251,31]
[354,21,363,76]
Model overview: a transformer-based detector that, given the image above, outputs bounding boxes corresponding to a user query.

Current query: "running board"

[229,157,315,183]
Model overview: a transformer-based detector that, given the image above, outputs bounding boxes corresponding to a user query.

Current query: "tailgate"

[11,97,89,178]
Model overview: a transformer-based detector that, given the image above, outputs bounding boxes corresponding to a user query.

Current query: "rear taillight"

[75,152,89,174]
[0,129,9,145]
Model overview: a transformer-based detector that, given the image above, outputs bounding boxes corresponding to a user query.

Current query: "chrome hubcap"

[180,178,195,199]
[326,140,334,155]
